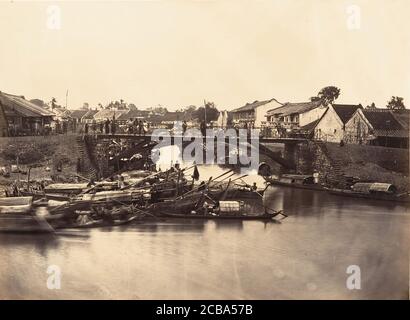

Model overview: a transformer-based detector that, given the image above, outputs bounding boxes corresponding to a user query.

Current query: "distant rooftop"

[332,104,362,124]
[232,98,283,113]
[362,109,408,138]
[0,91,55,117]
[267,101,322,117]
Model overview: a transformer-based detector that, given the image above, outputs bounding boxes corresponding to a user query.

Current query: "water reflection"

[0,165,408,299]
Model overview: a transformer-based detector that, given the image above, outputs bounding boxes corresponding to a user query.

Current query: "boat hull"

[160,212,277,220]
[0,214,54,233]
[328,189,410,203]
[266,178,326,191]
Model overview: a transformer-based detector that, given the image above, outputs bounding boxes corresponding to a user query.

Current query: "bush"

[0,142,56,165]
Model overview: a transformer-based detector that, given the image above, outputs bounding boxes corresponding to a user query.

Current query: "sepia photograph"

[0,0,409,304]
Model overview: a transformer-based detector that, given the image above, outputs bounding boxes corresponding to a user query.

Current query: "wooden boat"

[265,174,327,191]
[0,197,54,233]
[56,213,140,229]
[147,191,206,216]
[158,199,284,221]
[209,184,268,200]
[160,211,280,220]
[328,183,410,203]
[44,183,89,195]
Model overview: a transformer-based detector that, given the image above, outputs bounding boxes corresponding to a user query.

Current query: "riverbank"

[0,135,82,192]
[324,142,409,192]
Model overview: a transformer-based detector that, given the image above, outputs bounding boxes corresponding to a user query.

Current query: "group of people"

[83,119,117,135]
[126,118,148,135]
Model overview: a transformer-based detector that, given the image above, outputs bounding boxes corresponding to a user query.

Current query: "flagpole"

[203,99,207,125]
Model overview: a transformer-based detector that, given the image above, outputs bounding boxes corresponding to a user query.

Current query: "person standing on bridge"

[111,119,116,134]
[105,119,110,134]
[138,120,143,135]
[128,118,134,134]
[200,120,206,137]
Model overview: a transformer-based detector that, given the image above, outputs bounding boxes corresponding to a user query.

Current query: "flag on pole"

[192,164,200,181]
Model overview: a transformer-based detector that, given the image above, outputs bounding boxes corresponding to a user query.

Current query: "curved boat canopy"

[352,182,397,194]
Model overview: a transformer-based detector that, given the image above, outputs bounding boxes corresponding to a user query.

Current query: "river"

[0,166,408,299]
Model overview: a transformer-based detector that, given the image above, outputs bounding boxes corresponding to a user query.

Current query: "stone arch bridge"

[80,133,309,178]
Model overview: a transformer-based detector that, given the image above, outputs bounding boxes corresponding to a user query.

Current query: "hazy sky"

[0,0,409,110]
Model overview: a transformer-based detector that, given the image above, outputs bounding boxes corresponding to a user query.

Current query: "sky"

[0,0,409,110]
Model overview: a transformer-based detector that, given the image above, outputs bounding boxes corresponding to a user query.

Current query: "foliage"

[386,96,405,110]
[194,101,219,123]
[366,102,377,109]
[1,142,56,164]
[311,86,341,106]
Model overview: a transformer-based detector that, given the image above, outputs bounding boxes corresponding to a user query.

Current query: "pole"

[203,99,207,126]
[65,90,68,109]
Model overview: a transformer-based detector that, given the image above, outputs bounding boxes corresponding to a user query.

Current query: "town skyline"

[1,1,409,111]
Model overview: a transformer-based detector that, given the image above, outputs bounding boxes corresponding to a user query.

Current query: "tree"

[311,86,341,106]
[310,96,321,102]
[366,102,377,109]
[386,96,405,110]
[194,101,219,123]
[51,97,57,110]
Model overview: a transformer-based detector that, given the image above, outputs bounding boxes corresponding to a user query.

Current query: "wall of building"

[255,100,282,127]
[344,110,372,144]
[314,107,344,143]
[0,104,8,137]
[299,106,327,127]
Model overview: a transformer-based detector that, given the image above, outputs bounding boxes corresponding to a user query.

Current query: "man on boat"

[117,175,127,189]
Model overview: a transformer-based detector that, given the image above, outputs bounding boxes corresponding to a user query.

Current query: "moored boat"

[328,182,410,203]
[265,174,327,191]
[0,197,55,233]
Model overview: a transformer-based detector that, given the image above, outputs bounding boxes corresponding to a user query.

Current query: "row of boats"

[0,166,285,233]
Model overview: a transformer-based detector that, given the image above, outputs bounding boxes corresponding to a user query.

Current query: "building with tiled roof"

[81,109,99,123]
[70,109,89,121]
[231,98,283,128]
[266,101,326,131]
[0,91,55,136]
[93,109,127,123]
[116,109,150,124]
[313,104,362,142]
[345,108,408,148]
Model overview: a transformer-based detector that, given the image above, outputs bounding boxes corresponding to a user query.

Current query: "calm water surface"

[0,166,409,299]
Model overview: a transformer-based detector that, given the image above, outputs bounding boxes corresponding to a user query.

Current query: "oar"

[103,197,158,219]
[211,169,234,181]
[219,179,232,201]
[209,172,236,188]
[175,174,215,200]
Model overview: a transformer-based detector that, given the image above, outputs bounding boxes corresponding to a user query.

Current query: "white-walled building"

[313,104,362,142]
[231,98,283,128]
[265,101,326,130]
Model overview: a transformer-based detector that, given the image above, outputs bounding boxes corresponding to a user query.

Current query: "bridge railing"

[80,122,312,140]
